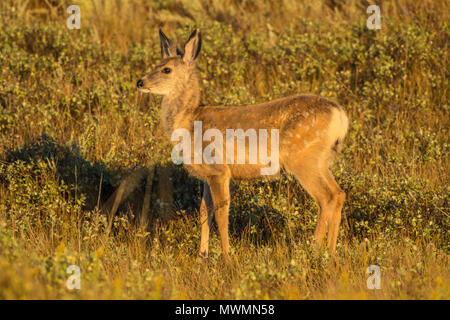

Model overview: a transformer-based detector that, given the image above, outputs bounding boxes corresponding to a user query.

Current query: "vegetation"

[0,0,448,299]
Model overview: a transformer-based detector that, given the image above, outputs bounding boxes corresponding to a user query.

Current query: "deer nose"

[136,79,144,88]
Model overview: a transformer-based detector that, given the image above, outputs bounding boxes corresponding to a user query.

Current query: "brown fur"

[138,29,349,261]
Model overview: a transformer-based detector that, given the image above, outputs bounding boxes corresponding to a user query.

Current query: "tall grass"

[0,0,448,299]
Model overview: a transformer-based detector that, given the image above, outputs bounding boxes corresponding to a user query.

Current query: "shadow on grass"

[2,134,200,229]
[5,134,116,210]
[3,134,288,244]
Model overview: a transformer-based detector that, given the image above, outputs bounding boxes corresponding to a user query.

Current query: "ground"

[0,0,448,299]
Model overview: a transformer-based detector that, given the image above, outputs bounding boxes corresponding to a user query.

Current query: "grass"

[0,0,448,299]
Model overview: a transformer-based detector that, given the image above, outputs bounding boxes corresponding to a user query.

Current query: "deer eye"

[162,67,171,74]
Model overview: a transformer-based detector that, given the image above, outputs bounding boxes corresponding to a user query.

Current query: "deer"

[136,28,349,263]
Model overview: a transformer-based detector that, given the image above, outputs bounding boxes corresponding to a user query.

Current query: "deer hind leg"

[323,170,345,253]
[286,157,345,254]
[199,182,214,260]
[207,175,231,261]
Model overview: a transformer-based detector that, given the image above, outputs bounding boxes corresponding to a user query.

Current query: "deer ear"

[159,29,182,58]
[183,29,201,64]
[159,29,171,58]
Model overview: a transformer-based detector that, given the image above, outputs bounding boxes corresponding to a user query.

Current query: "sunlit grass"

[0,0,448,299]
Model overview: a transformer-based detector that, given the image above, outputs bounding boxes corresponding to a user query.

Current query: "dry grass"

[0,0,448,299]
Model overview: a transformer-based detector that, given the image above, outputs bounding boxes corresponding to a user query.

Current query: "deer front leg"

[199,182,214,260]
[207,175,231,262]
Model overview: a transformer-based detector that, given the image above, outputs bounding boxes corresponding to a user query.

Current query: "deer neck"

[160,73,200,138]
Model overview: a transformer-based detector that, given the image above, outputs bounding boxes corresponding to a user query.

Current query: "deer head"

[137,29,202,95]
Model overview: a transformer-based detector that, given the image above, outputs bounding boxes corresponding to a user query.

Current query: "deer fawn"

[137,29,349,262]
